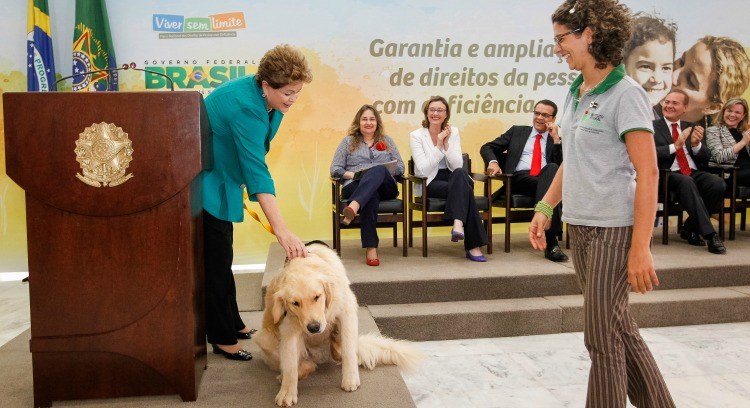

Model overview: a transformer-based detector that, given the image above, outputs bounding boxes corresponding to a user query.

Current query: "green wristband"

[534,200,554,219]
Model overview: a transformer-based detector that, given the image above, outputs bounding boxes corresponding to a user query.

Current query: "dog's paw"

[275,388,298,407]
[341,373,360,392]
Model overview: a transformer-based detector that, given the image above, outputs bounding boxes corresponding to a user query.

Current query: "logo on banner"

[144,64,252,91]
[152,12,246,39]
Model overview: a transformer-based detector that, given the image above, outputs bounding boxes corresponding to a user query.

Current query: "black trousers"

[342,165,399,248]
[661,170,725,236]
[736,167,750,187]
[203,210,246,346]
[511,164,562,241]
[427,168,488,250]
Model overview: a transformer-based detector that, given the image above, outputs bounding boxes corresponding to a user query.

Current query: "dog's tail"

[357,333,425,373]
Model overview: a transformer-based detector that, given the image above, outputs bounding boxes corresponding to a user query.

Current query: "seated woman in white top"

[409,96,488,261]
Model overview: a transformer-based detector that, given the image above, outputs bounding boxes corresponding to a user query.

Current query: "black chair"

[485,151,547,253]
[657,170,684,245]
[711,163,748,240]
[731,185,750,239]
[331,176,408,257]
[406,153,492,257]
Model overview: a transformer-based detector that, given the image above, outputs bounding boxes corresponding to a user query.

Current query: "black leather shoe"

[707,235,727,254]
[680,230,706,246]
[211,344,252,361]
[544,245,569,262]
[236,328,257,340]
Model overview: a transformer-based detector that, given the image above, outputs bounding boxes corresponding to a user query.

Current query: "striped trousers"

[569,225,675,408]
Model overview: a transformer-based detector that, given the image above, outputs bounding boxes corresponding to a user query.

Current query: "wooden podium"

[3,92,211,407]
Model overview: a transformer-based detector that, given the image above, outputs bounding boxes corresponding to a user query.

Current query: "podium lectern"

[3,92,211,407]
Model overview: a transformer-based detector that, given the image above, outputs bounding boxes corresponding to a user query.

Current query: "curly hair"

[714,97,749,131]
[421,96,451,128]
[346,104,386,153]
[701,36,750,114]
[624,13,677,60]
[551,0,632,69]
[255,44,313,89]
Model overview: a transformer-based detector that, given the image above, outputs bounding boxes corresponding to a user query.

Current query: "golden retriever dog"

[253,242,423,407]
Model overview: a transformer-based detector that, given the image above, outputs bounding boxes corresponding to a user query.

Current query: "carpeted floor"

[0,309,415,408]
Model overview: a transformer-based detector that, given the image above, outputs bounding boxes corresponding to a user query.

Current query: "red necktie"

[530,134,542,176]
[671,123,692,176]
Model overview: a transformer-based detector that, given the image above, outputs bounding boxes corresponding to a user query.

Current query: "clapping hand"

[742,129,750,145]
[689,125,704,147]
[437,124,451,150]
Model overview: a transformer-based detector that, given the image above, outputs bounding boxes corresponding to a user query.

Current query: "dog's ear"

[271,291,286,324]
[323,280,333,310]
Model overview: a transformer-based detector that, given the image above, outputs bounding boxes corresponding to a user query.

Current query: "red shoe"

[366,258,380,266]
[342,205,356,225]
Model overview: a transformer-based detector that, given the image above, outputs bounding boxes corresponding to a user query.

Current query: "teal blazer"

[202,75,283,222]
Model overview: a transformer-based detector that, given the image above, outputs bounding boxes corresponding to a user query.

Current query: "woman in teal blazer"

[202,45,312,360]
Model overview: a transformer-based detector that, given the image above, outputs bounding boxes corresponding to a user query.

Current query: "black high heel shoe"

[211,344,252,361]
[236,328,257,340]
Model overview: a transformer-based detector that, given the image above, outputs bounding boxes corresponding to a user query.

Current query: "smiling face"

[426,100,448,128]
[723,103,747,129]
[625,39,674,106]
[553,23,593,72]
[661,91,688,122]
[673,42,718,122]
[262,80,304,113]
[358,109,377,139]
[532,102,556,133]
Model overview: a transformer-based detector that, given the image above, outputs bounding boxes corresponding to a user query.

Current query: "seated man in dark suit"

[654,89,726,254]
[480,100,567,262]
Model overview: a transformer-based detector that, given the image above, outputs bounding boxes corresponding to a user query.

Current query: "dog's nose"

[307,322,321,333]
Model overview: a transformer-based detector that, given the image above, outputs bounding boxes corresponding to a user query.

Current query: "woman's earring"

[262,93,266,98]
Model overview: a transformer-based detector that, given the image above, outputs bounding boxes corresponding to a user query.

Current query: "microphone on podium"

[54,62,175,91]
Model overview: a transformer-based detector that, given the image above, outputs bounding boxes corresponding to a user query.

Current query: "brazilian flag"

[72,0,117,91]
[27,0,57,91]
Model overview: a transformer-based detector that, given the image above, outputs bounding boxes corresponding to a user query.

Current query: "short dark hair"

[536,100,558,117]
[667,88,690,106]
[551,0,632,69]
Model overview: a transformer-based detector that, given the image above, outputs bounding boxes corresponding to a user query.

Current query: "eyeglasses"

[428,108,446,113]
[533,111,554,119]
[553,27,582,45]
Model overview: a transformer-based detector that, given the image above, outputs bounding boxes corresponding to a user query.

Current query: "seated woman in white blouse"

[706,97,750,186]
[409,96,488,262]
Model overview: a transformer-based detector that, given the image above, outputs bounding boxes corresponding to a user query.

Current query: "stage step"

[257,232,750,342]
[369,286,750,341]
[261,234,750,307]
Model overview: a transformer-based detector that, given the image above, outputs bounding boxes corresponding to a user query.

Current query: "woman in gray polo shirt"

[529,1,675,406]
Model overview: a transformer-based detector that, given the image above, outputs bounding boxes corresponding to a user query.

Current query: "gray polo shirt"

[559,64,654,227]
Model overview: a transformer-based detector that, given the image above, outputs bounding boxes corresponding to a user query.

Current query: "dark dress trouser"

[342,165,399,248]
[203,210,246,346]
[426,168,488,250]
[661,170,725,236]
[511,163,562,240]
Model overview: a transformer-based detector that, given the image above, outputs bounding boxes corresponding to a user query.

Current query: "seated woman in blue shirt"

[330,105,405,266]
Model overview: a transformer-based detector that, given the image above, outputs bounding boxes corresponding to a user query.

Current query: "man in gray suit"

[480,100,567,261]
